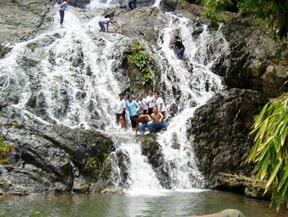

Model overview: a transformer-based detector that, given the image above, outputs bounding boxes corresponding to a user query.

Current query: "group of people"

[114,90,167,135]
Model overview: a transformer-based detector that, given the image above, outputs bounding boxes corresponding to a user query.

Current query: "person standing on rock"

[137,94,148,115]
[146,89,155,115]
[126,95,139,131]
[59,0,69,28]
[170,36,185,60]
[114,93,126,129]
[154,92,166,119]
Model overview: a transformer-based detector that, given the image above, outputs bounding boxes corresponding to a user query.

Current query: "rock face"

[213,15,288,98]
[0,0,91,44]
[187,89,268,186]
[138,136,171,188]
[0,0,48,44]
[0,106,116,194]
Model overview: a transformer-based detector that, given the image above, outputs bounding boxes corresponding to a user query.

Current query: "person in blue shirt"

[126,95,139,131]
[59,0,69,28]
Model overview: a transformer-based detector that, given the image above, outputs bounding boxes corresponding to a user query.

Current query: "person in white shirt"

[146,89,155,115]
[137,94,148,114]
[154,92,166,119]
[114,93,126,128]
[98,16,118,32]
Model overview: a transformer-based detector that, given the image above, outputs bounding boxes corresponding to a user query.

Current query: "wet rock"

[138,136,171,188]
[68,0,91,8]
[216,173,270,200]
[161,0,178,12]
[100,186,124,194]
[187,89,268,186]
[190,209,245,217]
[0,107,116,194]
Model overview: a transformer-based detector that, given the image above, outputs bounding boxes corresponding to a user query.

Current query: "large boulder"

[187,89,268,186]
[0,106,116,194]
[213,15,288,98]
[138,136,171,188]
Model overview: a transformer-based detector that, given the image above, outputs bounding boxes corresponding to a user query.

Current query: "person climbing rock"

[170,36,185,60]
[98,16,119,33]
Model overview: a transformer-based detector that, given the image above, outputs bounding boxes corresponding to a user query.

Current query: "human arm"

[159,112,163,122]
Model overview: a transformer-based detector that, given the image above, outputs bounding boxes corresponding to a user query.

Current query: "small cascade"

[111,141,163,194]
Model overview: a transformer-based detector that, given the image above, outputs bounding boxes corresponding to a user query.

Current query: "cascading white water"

[150,14,229,189]
[0,1,229,194]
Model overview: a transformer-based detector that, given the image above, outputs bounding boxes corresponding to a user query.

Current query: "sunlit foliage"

[248,93,288,210]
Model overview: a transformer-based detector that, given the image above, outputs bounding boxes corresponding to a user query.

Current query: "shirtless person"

[150,106,166,133]
[136,114,153,135]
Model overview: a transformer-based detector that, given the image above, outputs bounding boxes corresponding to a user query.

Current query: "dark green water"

[0,190,287,217]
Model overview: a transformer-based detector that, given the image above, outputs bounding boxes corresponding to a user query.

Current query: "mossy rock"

[0,44,12,58]
[26,43,37,52]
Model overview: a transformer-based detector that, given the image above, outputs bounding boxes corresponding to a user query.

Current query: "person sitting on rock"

[150,106,166,133]
[136,114,153,135]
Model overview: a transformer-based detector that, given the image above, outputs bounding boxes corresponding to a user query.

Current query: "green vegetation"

[128,41,154,88]
[248,93,288,210]
[27,43,37,52]
[198,0,288,41]
[84,153,109,172]
[0,44,11,58]
[0,136,14,165]
[199,0,234,22]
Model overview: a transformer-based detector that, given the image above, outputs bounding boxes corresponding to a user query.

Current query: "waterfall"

[151,14,228,189]
[0,1,229,194]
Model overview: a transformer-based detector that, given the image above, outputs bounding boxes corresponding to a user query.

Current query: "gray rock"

[187,89,268,186]
[190,209,245,217]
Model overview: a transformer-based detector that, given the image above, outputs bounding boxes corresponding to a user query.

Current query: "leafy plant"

[132,52,149,73]
[142,74,153,86]
[84,157,100,171]
[0,136,14,165]
[238,0,288,40]
[247,93,288,211]
[27,43,37,52]
[199,0,234,21]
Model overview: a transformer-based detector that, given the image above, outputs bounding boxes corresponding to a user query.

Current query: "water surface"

[0,191,287,217]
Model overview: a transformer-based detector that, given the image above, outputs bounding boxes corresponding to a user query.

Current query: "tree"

[238,0,288,40]
[199,0,288,41]
[248,93,288,211]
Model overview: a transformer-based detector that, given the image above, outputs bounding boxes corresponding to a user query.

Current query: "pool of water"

[0,190,287,217]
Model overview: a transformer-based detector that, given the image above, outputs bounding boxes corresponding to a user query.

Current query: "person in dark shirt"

[170,36,185,60]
